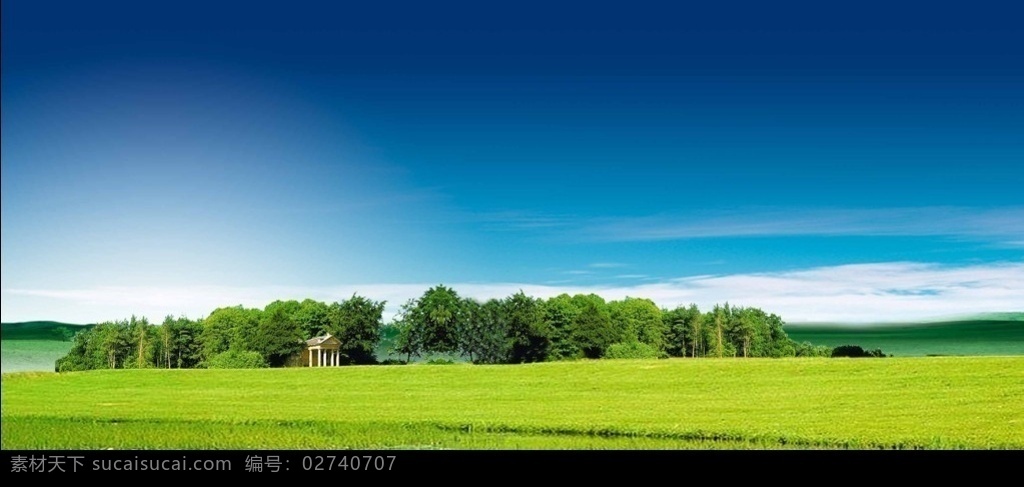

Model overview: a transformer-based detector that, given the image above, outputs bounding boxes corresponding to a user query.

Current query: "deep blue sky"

[3,1,1022,322]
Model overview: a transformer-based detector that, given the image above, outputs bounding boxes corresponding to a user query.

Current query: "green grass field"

[3,357,1022,449]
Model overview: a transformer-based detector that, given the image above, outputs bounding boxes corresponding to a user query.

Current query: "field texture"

[2,357,1022,449]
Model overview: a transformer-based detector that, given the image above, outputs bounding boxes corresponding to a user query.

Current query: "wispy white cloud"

[472,206,1024,244]
[470,211,571,231]
[579,206,1024,243]
[4,262,1021,324]
[589,262,627,269]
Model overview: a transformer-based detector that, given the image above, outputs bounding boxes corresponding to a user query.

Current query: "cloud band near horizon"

[3,261,1021,325]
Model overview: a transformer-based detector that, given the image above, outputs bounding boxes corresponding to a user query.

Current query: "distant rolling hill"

[1,321,93,373]
[1,321,94,341]
[785,316,1024,357]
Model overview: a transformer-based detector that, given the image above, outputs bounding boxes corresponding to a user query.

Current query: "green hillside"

[1,322,92,373]
[1,321,93,341]
[1,341,77,374]
[786,318,1024,357]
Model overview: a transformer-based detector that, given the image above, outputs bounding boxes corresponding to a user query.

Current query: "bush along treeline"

[55,285,878,371]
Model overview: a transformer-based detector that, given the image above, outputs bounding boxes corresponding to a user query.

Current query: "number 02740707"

[301,455,396,471]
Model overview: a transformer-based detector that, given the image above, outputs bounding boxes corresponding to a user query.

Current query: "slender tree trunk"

[716,325,723,358]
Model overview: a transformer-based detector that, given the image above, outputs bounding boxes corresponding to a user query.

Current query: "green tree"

[766,313,796,357]
[295,299,331,339]
[159,316,175,368]
[543,294,581,360]
[326,294,385,364]
[251,303,304,366]
[160,316,205,368]
[729,311,755,358]
[663,307,683,357]
[459,298,511,363]
[571,298,617,358]
[200,306,261,359]
[663,305,702,357]
[127,316,155,368]
[405,285,463,356]
[504,291,550,363]
[93,321,132,369]
[711,304,730,358]
[55,329,96,372]
[391,300,423,362]
[608,297,666,351]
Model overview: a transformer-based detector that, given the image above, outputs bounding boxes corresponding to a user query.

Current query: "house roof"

[306,334,338,346]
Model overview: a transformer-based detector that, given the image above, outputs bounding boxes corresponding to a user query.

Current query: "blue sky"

[2,1,1022,323]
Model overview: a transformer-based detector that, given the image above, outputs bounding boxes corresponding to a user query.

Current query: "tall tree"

[94,321,132,369]
[459,298,511,364]
[391,299,422,362]
[327,294,385,364]
[712,304,728,358]
[571,298,617,358]
[161,316,205,368]
[457,298,483,362]
[686,305,706,357]
[128,316,154,368]
[729,311,755,358]
[543,294,581,360]
[405,285,463,356]
[663,305,701,357]
[160,315,175,368]
[252,303,304,366]
[504,291,550,363]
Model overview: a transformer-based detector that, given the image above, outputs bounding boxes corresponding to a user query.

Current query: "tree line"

[56,296,384,371]
[56,285,843,371]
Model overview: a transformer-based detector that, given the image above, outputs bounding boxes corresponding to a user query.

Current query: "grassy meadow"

[3,357,1022,450]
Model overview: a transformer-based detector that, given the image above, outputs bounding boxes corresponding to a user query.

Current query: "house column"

[308,348,313,367]
[334,350,339,366]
